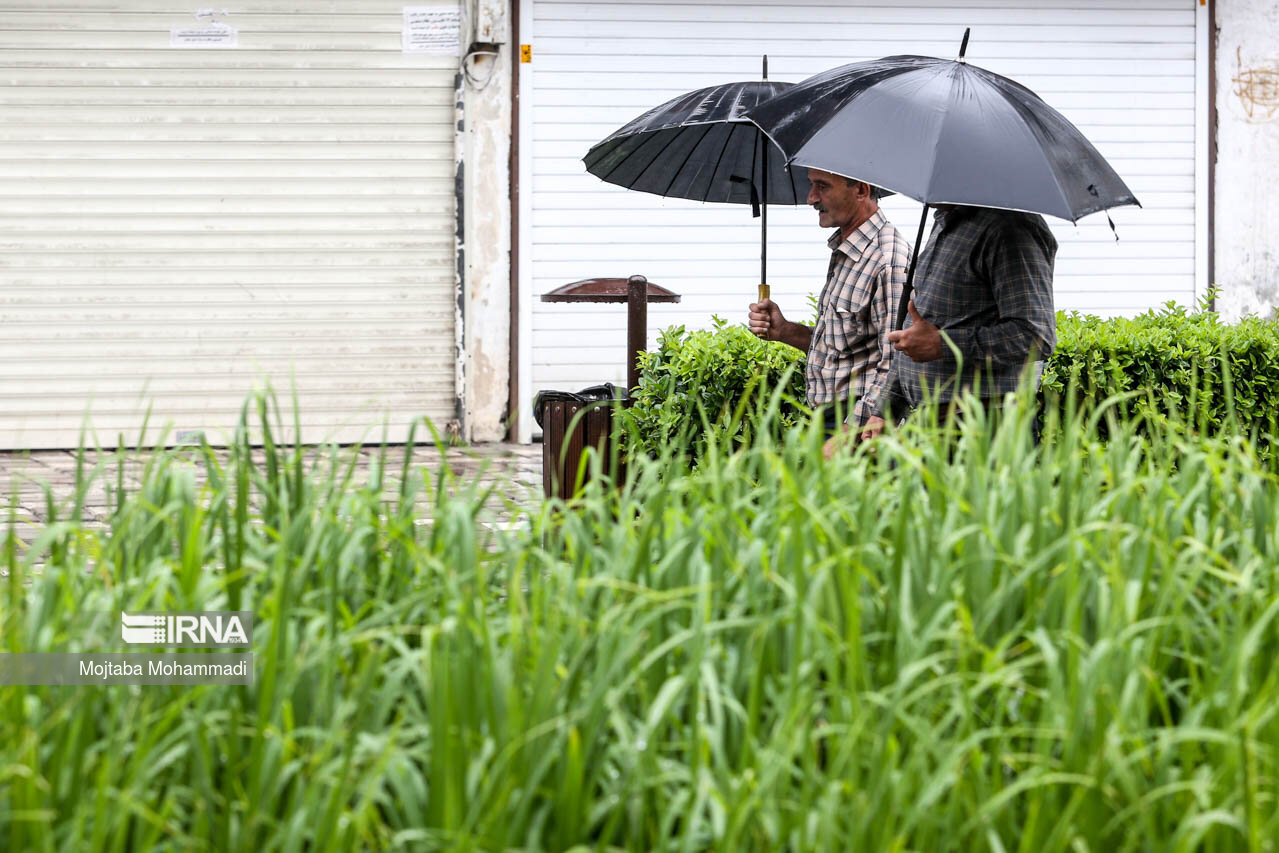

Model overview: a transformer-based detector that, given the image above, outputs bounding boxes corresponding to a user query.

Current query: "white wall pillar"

[1214,0,1279,319]
[461,1,513,442]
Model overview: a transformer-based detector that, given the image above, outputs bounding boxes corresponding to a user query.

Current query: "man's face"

[806,169,863,232]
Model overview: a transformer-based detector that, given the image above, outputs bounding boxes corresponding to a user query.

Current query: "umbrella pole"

[759,54,769,300]
[761,139,768,291]
[895,203,931,331]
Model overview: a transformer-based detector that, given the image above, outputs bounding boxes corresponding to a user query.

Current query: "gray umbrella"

[746,30,1140,328]
[583,60,812,293]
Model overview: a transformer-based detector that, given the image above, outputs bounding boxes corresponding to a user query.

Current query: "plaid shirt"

[806,209,911,425]
[877,206,1058,417]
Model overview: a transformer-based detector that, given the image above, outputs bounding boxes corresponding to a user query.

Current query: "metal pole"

[627,274,647,392]
[895,204,931,331]
[760,54,769,290]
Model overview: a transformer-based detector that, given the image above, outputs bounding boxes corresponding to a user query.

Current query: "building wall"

[0,2,463,450]
[1215,0,1279,319]
[517,0,1205,441]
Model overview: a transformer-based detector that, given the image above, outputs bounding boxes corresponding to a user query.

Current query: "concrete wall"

[1214,0,1279,319]
[462,0,512,441]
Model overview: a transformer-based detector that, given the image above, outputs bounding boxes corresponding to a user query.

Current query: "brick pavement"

[2,443,545,547]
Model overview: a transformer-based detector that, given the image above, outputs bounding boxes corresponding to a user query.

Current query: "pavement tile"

[2,442,546,546]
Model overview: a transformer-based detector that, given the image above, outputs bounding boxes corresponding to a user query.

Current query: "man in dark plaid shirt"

[867,205,1058,435]
[748,168,910,454]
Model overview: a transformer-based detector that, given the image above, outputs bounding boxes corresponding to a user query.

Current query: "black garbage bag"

[533,383,627,429]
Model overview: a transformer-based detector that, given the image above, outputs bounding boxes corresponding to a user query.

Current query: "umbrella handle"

[895,204,931,331]
[758,284,770,303]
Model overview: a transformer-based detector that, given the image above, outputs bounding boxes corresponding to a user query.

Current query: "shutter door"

[522,0,1202,433]
[0,1,458,450]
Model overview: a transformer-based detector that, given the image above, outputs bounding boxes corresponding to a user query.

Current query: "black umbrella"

[583,58,811,297]
[746,30,1140,328]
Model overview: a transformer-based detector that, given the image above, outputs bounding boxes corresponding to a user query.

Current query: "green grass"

[2,390,1277,851]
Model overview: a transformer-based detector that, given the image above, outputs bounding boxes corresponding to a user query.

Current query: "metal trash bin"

[534,384,626,500]
[537,275,680,499]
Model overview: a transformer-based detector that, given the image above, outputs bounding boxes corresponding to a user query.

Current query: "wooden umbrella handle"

[757,284,770,302]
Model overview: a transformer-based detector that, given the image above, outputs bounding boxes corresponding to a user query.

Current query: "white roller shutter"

[0,2,460,450]
[519,0,1206,439]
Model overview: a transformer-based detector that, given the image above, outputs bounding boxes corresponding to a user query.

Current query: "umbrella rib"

[702,123,737,203]
[1001,95,1075,221]
[910,65,955,206]
[587,81,826,210]
[658,122,715,199]
[774,140,800,205]
[619,128,692,192]
[752,113,814,205]
[992,79,1138,219]
[594,137,639,184]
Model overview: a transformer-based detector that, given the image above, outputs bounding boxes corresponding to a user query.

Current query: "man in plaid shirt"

[869,205,1058,436]
[748,168,911,455]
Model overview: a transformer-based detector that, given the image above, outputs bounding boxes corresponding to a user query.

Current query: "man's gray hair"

[843,176,890,200]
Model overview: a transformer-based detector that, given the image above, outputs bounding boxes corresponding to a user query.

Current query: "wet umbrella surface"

[584,76,813,290]
[584,80,810,208]
[745,52,1138,222]
[745,35,1141,326]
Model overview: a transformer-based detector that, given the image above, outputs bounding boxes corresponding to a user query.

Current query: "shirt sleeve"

[870,359,908,421]
[854,261,908,424]
[940,218,1058,368]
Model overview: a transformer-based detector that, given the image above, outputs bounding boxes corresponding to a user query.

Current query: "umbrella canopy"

[745,35,1140,328]
[584,80,811,208]
[584,76,814,291]
[745,53,1139,223]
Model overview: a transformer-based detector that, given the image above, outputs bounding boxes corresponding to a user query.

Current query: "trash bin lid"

[533,383,627,429]
[541,277,681,304]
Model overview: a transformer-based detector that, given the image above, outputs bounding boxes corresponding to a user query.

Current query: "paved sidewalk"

[3,443,544,545]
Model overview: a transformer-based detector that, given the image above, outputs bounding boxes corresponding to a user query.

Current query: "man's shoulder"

[977,208,1058,254]
[972,207,1051,233]
[871,218,913,269]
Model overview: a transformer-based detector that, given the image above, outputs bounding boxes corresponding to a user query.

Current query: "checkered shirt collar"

[825,209,889,257]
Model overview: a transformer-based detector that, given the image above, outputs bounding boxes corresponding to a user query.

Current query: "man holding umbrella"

[745,35,1140,441]
[870,204,1059,435]
[747,168,911,455]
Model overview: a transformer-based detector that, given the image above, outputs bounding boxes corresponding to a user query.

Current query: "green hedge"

[622,317,807,463]
[1042,299,1279,447]
[624,298,1279,458]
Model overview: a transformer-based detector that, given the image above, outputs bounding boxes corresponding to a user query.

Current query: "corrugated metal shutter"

[520,0,1203,435]
[0,2,459,450]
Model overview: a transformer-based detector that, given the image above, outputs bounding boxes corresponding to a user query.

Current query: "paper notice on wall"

[402,6,460,55]
[171,22,238,48]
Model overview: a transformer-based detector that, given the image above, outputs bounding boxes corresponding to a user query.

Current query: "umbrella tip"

[958,28,971,62]
[762,54,768,80]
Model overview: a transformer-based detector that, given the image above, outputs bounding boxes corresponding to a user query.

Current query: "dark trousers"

[819,398,1040,445]
[911,398,1041,447]
[818,402,850,438]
